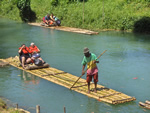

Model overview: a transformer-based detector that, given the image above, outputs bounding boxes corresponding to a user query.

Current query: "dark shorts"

[20,54,30,63]
[87,73,98,83]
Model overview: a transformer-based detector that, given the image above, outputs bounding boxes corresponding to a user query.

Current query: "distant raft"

[0,56,136,105]
[139,100,150,109]
[28,23,99,35]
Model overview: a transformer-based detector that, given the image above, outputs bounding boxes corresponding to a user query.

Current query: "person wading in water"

[81,47,99,93]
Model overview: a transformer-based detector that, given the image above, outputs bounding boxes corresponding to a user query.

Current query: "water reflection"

[21,71,40,85]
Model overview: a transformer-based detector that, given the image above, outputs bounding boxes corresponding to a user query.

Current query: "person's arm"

[94,60,99,63]
[82,65,86,75]
[93,54,99,63]
[18,46,24,53]
[36,47,40,53]
[28,47,33,54]
[50,16,55,22]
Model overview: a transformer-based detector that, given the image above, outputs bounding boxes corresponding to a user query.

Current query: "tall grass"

[0,0,150,32]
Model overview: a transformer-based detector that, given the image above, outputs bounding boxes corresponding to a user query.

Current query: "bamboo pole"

[36,105,40,113]
[16,103,18,109]
[64,106,66,113]
[70,50,107,89]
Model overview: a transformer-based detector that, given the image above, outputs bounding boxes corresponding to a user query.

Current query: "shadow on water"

[133,16,150,34]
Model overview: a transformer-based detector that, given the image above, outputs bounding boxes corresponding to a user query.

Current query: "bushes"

[0,0,150,32]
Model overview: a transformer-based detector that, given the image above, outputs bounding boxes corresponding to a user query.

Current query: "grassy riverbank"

[0,0,150,32]
[0,98,19,113]
[0,98,29,113]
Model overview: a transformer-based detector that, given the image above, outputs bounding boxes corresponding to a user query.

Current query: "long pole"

[70,50,107,90]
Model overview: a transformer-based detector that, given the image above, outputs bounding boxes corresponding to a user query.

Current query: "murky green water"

[0,18,150,113]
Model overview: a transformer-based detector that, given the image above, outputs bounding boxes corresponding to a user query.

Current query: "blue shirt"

[45,15,50,20]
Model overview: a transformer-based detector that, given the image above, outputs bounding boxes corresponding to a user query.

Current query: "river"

[0,18,150,113]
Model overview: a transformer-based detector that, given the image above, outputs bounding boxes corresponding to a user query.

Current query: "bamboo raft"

[28,23,99,35]
[0,56,136,105]
[139,100,150,109]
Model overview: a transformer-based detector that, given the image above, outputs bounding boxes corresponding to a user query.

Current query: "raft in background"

[0,56,136,105]
[139,100,150,109]
[28,23,99,35]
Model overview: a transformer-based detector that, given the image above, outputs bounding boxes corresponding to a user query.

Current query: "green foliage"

[0,0,150,33]
[0,99,6,107]
[17,0,30,11]
[51,0,59,6]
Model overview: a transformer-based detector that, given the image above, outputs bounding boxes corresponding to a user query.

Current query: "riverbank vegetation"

[0,0,150,33]
[0,98,23,113]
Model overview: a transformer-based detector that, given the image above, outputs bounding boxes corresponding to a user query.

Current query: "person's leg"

[94,82,97,93]
[21,57,25,69]
[38,57,45,64]
[26,58,32,64]
[87,74,92,93]
[88,82,90,93]
[94,73,98,93]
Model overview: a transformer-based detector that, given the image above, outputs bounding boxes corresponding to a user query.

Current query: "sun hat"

[30,42,34,45]
[83,47,89,53]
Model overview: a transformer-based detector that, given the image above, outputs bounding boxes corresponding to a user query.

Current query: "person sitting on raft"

[43,14,53,26]
[29,42,45,64]
[18,44,32,69]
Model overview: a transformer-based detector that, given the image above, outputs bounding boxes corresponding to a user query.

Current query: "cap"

[30,42,34,45]
[83,47,89,53]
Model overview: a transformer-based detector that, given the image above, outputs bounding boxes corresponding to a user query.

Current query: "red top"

[29,45,39,54]
[19,47,30,54]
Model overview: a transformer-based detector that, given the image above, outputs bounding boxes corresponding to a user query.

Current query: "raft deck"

[0,56,136,105]
[28,23,99,35]
[139,100,150,109]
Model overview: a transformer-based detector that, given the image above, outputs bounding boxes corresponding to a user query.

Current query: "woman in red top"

[18,44,32,69]
[29,43,45,64]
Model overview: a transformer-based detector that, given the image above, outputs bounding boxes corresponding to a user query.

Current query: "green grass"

[0,0,150,32]
[0,98,26,113]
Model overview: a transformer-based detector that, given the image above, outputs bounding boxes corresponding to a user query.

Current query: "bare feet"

[22,64,27,69]
[22,64,25,69]
[94,89,97,93]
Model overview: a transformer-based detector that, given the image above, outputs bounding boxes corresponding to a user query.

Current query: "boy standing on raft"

[81,47,99,93]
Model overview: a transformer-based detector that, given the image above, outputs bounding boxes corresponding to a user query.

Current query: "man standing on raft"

[81,47,99,93]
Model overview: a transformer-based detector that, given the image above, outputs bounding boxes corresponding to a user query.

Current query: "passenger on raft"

[18,44,32,69]
[81,47,99,93]
[44,14,53,26]
[29,42,45,64]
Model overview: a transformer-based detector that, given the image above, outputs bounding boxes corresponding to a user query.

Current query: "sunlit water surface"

[0,18,150,113]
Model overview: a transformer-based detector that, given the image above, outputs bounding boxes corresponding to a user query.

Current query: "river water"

[0,18,150,113]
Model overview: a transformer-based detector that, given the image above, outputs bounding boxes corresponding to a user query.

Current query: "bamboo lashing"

[70,50,107,89]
